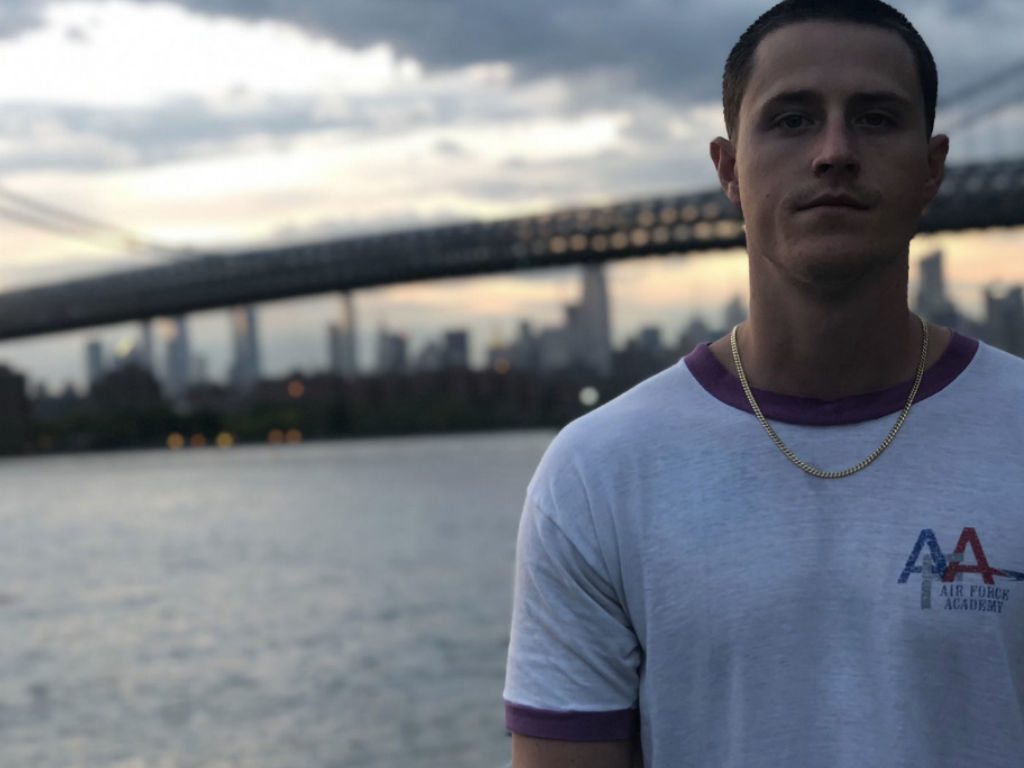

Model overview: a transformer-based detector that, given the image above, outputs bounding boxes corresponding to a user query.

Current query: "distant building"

[982,285,1024,357]
[915,251,959,328]
[90,365,163,412]
[537,327,571,372]
[635,326,664,356]
[617,325,671,378]
[190,354,209,386]
[328,293,358,377]
[678,315,715,355]
[577,263,612,376]
[86,340,105,388]
[229,304,261,392]
[165,315,191,401]
[442,330,469,370]
[0,364,28,454]
[488,321,540,374]
[376,328,407,374]
[415,340,444,372]
[139,320,155,374]
[723,295,748,331]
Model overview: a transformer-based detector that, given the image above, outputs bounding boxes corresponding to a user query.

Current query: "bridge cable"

[938,58,1024,109]
[0,184,188,262]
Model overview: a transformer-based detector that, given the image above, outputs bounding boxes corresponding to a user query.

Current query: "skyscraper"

[577,263,612,376]
[376,327,407,374]
[229,304,261,392]
[984,286,1024,357]
[916,251,958,327]
[165,315,191,401]
[86,340,105,388]
[139,319,154,374]
[328,292,357,377]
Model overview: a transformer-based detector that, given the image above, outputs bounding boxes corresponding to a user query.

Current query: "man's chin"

[789,247,904,296]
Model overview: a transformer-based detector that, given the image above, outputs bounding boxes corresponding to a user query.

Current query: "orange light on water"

[166,433,186,450]
[287,380,305,399]
[268,429,285,444]
[285,429,303,444]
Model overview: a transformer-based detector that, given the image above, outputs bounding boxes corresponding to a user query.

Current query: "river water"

[0,431,554,768]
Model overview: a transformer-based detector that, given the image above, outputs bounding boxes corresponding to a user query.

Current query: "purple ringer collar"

[683,330,979,426]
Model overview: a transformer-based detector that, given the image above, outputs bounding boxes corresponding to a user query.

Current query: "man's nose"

[812,119,859,177]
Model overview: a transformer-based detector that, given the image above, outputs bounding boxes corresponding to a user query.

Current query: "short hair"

[722,0,938,139]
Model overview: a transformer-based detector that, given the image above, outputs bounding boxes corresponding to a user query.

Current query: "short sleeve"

[503,492,641,741]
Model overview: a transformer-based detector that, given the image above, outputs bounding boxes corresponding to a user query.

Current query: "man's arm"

[512,734,641,768]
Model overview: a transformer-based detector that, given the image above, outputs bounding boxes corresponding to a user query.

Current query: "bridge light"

[166,433,186,450]
[494,358,511,374]
[285,429,303,444]
[570,234,588,252]
[549,236,568,254]
[673,224,693,242]
[610,232,629,250]
[652,227,671,245]
[716,221,742,239]
[591,235,609,252]
[681,205,700,222]
[637,211,656,228]
[287,380,305,399]
[216,432,235,449]
[268,428,285,444]
[189,434,208,448]
[694,222,715,240]
[659,208,678,225]
[579,386,600,408]
[630,229,650,247]
[702,202,722,219]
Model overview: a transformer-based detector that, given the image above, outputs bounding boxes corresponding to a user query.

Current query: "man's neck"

[708,272,951,401]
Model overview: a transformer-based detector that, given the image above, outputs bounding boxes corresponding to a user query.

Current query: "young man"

[503,1,1024,766]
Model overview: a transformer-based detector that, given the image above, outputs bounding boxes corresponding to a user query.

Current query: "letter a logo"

[943,527,1002,584]
[898,529,947,584]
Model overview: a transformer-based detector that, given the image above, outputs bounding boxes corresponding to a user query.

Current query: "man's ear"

[922,133,949,207]
[710,137,741,209]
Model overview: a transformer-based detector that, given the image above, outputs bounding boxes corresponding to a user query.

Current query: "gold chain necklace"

[729,316,928,479]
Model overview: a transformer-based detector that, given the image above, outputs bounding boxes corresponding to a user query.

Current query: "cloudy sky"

[1,0,1023,390]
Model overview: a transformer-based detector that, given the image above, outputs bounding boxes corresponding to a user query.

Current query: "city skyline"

[57,248,1024,401]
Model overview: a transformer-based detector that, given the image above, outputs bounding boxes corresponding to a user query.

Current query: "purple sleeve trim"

[683,330,979,426]
[504,701,639,742]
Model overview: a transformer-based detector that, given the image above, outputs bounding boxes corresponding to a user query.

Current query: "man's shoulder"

[562,359,708,444]
[528,359,719,496]
[958,339,1024,394]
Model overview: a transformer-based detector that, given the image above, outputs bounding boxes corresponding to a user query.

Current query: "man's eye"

[860,112,895,128]
[774,114,809,130]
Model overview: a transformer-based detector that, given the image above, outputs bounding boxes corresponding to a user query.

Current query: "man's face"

[712,21,948,290]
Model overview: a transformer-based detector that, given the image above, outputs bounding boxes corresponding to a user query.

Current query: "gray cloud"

[1,0,1021,178]
[4,0,1022,107]
[0,84,555,173]
[98,0,761,104]
[0,0,46,37]
[85,0,1024,108]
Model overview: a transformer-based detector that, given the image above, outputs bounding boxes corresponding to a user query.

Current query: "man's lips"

[798,194,870,210]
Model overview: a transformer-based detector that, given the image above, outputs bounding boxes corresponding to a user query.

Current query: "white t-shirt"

[504,333,1024,767]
